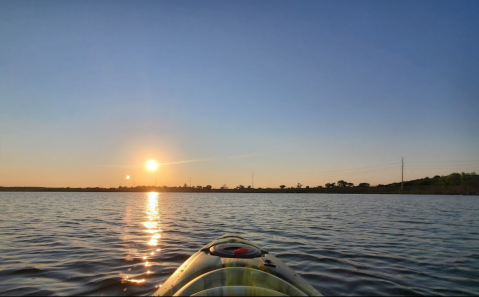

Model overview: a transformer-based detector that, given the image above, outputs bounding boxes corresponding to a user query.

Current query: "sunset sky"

[1,1,478,188]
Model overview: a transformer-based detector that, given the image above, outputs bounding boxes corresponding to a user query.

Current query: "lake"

[0,192,478,296]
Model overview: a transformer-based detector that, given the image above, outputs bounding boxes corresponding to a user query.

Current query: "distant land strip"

[1,172,478,195]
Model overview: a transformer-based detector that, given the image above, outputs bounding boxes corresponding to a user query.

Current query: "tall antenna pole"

[252,171,254,189]
[401,158,404,190]
[189,177,191,187]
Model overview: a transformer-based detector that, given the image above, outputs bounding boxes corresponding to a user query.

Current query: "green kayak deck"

[154,234,322,296]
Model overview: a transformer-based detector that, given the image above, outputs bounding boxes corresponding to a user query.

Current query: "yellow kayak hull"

[154,234,322,296]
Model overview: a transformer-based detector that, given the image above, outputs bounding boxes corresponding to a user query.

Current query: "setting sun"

[146,160,158,171]
[126,176,130,179]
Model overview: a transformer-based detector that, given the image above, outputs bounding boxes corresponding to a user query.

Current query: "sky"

[1,0,478,188]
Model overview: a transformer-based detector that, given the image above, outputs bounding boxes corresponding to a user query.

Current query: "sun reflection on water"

[122,192,162,287]
[145,192,162,247]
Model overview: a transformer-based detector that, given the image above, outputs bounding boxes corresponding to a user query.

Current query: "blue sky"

[1,1,478,188]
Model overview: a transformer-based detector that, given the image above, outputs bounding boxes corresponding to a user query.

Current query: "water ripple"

[0,192,478,296]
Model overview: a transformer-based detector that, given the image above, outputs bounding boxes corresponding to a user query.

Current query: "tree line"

[1,172,477,195]
[275,180,371,189]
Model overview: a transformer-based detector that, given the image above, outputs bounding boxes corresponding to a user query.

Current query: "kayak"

[154,234,322,296]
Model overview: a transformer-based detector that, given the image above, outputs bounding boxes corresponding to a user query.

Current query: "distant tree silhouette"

[3,171,476,194]
[446,173,461,186]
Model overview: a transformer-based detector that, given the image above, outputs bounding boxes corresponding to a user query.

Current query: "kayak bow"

[154,234,322,296]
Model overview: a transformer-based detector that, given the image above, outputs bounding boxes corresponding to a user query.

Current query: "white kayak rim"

[154,234,322,296]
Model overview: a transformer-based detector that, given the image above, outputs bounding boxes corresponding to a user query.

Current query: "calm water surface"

[0,192,478,296]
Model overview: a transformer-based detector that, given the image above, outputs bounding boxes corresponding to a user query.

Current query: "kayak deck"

[154,234,322,296]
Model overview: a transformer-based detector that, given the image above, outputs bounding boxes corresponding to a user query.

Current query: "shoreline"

[1,187,478,196]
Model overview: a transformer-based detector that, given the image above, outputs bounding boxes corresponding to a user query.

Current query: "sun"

[146,160,158,171]
[126,175,130,179]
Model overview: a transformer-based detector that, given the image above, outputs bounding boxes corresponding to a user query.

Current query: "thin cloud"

[159,152,267,166]
[97,152,267,168]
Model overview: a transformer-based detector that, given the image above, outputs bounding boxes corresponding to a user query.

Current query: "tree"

[346,182,354,187]
[421,177,432,186]
[305,186,310,189]
[279,185,286,189]
[220,184,228,189]
[196,185,203,189]
[236,185,245,189]
[446,173,461,186]
[337,180,347,187]
[183,183,188,188]
[461,172,477,186]
[358,183,370,187]
[439,176,448,187]
[204,185,212,190]
[247,185,251,189]
[297,183,303,189]
[325,183,335,188]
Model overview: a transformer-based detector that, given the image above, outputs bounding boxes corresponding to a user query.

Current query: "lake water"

[0,192,478,296]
